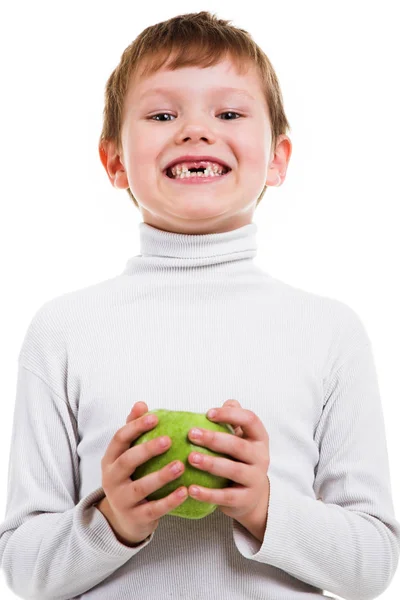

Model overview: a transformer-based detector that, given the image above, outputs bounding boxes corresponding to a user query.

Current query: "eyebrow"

[139,86,256,102]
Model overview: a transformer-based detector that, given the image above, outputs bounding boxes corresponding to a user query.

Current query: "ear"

[98,139,129,190]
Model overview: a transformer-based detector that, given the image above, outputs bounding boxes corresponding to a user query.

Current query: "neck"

[121,222,260,275]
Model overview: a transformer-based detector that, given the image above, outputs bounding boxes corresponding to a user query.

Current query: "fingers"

[103,409,158,467]
[129,459,187,509]
[207,407,268,442]
[126,401,148,424]
[115,431,172,485]
[103,410,184,493]
[188,482,248,507]
[100,402,189,539]
[188,450,256,487]
[189,427,253,463]
[133,485,189,523]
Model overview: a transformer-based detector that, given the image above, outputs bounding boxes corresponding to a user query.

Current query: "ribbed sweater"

[0,221,399,600]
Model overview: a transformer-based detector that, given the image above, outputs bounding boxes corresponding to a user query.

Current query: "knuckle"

[238,463,247,479]
[205,429,214,442]
[233,436,244,454]
[132,480,145,498]
[119,450,132,470]
[144,502,157,521]
[246,410,257,424]
[143,502,154,521]
[115,427,127,443]
[224,489,236,505]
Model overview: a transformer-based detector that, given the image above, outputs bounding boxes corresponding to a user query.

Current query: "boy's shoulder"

[18,276,123,368]
[272,276,372,350]
[276,280,371,351]
[273,276,363,319]
[22,276,121,339]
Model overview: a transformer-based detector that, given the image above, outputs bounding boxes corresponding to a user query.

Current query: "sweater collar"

[121,221,258,273]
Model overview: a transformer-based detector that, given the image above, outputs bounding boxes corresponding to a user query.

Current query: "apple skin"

[130,409,236,519]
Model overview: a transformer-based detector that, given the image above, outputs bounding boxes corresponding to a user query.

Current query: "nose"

[183,134,209,142]
[175,117,216,144]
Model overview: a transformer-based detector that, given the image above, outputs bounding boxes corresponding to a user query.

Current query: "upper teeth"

[170,161,226,177]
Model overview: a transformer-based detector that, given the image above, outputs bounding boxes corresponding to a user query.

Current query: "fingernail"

[190,428,202,438]
[170,461,182,474]
[207,409,217,418]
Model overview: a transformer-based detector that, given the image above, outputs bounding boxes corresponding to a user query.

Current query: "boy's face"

[101,55,291,234]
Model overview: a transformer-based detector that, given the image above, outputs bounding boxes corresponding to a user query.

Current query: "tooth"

[170,161,226,178]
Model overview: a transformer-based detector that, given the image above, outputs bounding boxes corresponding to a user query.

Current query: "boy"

[1,10,399,600]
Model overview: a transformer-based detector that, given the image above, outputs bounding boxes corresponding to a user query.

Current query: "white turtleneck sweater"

[0,222,399,600]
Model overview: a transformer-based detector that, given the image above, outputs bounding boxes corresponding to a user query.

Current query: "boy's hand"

[98,402,188,547]
[187,400,270,528]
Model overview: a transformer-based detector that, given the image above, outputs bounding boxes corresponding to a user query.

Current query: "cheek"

[126,145,161,185]
[128,122,164,161]
[239,145,269,182]
[234,128,268,168]
[237,138,269,194]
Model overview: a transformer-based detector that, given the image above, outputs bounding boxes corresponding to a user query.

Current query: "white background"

[0,1,399,598]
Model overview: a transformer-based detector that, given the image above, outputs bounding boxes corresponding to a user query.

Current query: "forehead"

[138,85,257,103]
[130,57,263,103]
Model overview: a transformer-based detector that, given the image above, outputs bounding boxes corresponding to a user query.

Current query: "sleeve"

[232,313,400,600]
[0,311,155,600]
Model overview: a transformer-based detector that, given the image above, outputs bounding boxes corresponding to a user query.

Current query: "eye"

[148,111,242,122]
[149,113,174,122]
[219,111,241,120]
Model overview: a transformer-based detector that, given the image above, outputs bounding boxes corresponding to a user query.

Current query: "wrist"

[236,479,270,543]
[95,496,109,516]
[95,497,146,548]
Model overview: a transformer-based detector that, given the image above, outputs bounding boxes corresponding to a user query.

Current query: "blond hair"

[99,11,291,209]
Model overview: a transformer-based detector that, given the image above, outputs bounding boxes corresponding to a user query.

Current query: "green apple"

[130,409,236,519]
